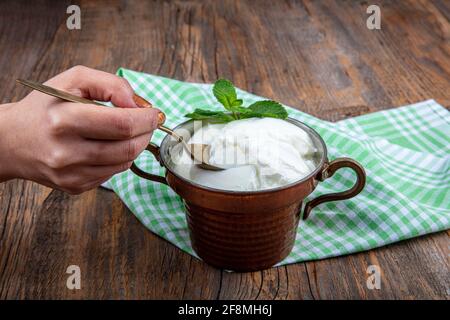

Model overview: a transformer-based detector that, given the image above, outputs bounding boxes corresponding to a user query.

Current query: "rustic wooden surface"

[0,0,449,299]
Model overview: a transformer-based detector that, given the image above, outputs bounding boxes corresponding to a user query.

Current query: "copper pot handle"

[130,142,168,185]
[303,157,366,220]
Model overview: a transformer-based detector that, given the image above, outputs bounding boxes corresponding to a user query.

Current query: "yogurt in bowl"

[173,117,317,191]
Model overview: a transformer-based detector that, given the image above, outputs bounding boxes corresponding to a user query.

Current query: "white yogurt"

[172,118,317,191]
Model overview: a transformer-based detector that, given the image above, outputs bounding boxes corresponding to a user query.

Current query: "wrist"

[0,103,19,181]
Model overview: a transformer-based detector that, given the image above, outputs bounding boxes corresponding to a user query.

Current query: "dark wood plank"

[0,0,71,299]
[0,0,448,300]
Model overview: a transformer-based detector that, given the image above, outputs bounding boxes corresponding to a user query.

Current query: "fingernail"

[133,94,152,108]
[157,112,166,125]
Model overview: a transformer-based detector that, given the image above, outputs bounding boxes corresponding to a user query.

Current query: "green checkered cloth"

[104,68,450,266]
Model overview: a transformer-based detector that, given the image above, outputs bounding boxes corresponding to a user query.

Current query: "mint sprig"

[184,108,234,123]
[185,79,288,123]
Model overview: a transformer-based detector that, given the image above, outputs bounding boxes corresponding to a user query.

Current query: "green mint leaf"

[246,100,288,119]
[231,99,243,107]
[185,108,234,123]
[213,79,239,111]
[185,109,223,117]
[231,106,251,114]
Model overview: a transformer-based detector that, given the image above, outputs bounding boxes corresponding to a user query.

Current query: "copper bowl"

[131,118,365,272]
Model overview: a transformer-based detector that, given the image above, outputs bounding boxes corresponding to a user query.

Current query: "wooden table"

[0,0,449,300]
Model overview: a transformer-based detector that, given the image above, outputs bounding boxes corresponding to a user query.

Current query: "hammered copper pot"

[131,118,366,272]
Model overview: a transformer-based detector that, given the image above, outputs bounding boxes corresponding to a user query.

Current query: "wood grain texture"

[0,0,449,299]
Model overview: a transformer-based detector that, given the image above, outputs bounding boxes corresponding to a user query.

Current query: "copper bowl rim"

[158,117,328,195]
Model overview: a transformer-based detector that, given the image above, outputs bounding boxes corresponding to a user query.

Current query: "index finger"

[45,65,137,108]
[67,103,161,140]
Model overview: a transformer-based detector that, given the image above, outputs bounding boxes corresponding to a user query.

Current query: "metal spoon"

[16,79,225,171]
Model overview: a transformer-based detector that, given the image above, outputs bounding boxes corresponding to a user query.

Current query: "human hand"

[0,66,160,194]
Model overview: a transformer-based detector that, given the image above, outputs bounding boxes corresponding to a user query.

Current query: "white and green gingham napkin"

[104,68,450,266]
